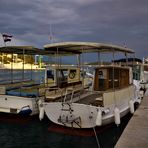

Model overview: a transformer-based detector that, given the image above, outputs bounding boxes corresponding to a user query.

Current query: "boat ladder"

[58,88,82,128]
[63,87,74,103]
[61,88,74,114]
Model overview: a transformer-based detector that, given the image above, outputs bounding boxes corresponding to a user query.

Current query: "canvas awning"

[0,46,49,55]
[44,42,135,55]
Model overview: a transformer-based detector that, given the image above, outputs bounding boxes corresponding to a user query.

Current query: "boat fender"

[114,107,120,125]
[145,83,148,89]
[103,108,110,114]
[136,98,141,104]
[38,99,42,111]
[96,109,102,126]
[19,105,32,116]
[39,107,44,121]
[129,100,134,114]
[139,90,144,99]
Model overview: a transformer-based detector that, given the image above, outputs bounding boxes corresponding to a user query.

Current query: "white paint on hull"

[0,95,39,115]
[44,100,132,128]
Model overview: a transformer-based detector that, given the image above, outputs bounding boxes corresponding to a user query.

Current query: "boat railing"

[44,82,84,102]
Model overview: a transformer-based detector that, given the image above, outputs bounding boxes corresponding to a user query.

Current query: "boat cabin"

[93,66,130,91]
[44,67,83,101]
[45,67,81,88]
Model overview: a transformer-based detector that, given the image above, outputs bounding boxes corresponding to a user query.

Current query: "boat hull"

[0,95,39,116]
[43,85,140,128]
[44,101,131,128]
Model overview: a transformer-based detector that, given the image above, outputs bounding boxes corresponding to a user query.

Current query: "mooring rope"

[93,127,101,148]
[87,104,101,148]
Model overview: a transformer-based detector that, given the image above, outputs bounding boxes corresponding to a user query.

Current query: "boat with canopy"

[39,42,141,128]
[0,46,50,116]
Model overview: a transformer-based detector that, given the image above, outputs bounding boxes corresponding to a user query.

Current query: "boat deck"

[76,92,103,106]
[0,80,37,90]
[44,85,103,107]
[0,80,48,98]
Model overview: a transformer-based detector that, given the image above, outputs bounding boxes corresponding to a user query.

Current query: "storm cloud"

[0,0,148,58]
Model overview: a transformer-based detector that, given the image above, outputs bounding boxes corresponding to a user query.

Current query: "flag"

[2,34,13,42]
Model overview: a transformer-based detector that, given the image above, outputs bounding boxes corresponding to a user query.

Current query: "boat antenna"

[49,24,54,43]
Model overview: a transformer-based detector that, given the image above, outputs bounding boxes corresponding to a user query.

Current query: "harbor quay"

[115,89,148,148]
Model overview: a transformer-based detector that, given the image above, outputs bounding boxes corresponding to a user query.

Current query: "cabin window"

[55,68,81,88]
[108,68,119,89]
[133,65,140,80]
[47,70,54,80]
[58,69,68,81]
[57,69,68,87]
[94,69,107,91]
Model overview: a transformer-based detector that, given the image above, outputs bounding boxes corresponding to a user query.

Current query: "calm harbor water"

[0,113,132,148]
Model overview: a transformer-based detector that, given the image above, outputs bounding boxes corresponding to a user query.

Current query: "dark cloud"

[0,0,148,58]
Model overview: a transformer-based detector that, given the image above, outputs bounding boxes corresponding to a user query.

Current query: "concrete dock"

[115,90,148,148]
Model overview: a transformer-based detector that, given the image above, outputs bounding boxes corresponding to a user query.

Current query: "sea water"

[0,114,132,148]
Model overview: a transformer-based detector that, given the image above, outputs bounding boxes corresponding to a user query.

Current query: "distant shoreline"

[0,63,44,70]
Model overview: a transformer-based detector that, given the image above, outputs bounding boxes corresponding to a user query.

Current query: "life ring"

[69,72,76,79]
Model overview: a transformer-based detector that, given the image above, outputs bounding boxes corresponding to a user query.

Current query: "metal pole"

[125,52,128,66]
[56,47,59,87]
[112,50,117,106]
[77,54,80,68]
[98,52,100,65]
[22,49,25,81]
[112,50,115,90]
[0,33,6,65]
[81,48,85,88]
[1,33,7,81]
[11,53,13,83]
[76,54,81,82]
[31,55,33,81]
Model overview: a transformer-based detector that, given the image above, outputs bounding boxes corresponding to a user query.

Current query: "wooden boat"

[39,42,141,128]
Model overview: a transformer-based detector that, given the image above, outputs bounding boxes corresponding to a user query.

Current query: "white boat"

[40,42,141,128]
[0,46,48,116]
[0,93,38,116]
[142,57,148,89]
